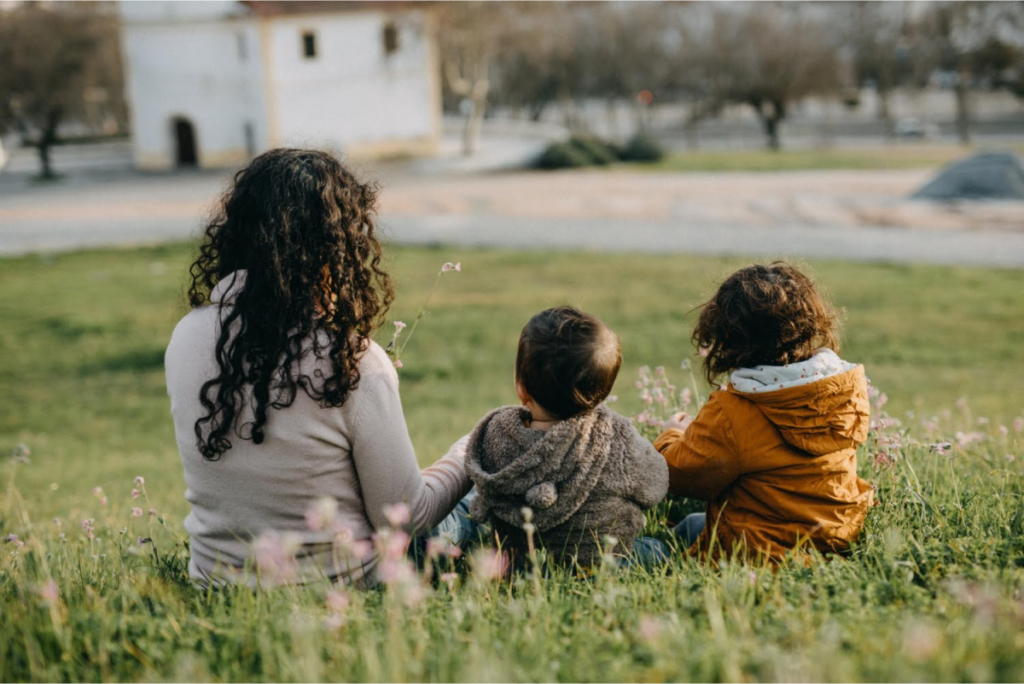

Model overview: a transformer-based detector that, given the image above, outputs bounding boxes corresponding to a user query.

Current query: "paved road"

[2,148,1022,268]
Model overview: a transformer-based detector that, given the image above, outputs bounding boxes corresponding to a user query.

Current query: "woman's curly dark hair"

[187,148,394,460]
[692,262,840,386]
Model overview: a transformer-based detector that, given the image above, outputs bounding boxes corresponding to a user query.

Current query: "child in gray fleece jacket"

[465,307,669,568]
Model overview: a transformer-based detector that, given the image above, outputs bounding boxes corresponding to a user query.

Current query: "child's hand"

[663,412,693,433]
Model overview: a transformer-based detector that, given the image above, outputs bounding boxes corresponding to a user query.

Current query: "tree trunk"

[37,109,62,179]
[878,88,895,142]
[462,92,487,156]
[954,66,971,146]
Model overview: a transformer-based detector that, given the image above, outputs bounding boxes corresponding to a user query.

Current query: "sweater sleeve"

[624,428,670,510]
[653,395,740,501]
[347,355,471,535]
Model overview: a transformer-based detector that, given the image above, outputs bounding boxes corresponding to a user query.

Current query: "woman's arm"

[347,361,471,535]
[653,395,740,501]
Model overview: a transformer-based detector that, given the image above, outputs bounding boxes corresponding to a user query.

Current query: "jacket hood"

[728,350,870,456]
[465,406,639,532]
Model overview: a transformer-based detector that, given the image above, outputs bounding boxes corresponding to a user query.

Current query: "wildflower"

[81,519,95,540]
[134,476,145,487]
[1007,454,1017,463]
[37,579,59,604]
[92,486,104,497]
[382,502,411,528]
[393,321,407,333]
[903,622,941,662]
[11,443,30,463]
[137,536,150,547]
[131,489,140,499]
[425,537,449,562]
[1014,417,1024,432]
[445,545,463,559]
[749,571,757,585]
[377,557,416,585]
[149,508,158,517]
[131,507,143,518]
[605,395,618,404]
[381,530,411,561]
[4,534,24,548]
[977,417,990,426]
[998,425,1009,436]
[304,496,339,532]
[930,443,952,457]
[100,497,108,507]
[325,588,350,614]
[441,262,462,273]
[955,431,985,448]
[393,359,403,369]
[470,548,509,582]
[253,530,301,582]
[679,388,692,408]
[637,616,662,640]
[439,572,459,591]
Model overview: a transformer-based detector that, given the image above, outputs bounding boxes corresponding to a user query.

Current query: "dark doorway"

[172,117,198,167]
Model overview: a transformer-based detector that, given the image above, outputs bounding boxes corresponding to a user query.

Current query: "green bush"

[568,136,620,165]
[535,140,594,169]
[619,133,665,162]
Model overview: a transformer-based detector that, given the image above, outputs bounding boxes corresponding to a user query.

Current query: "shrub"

[568,136,620,166]
[619,133,665,163]
[535,140,594,170]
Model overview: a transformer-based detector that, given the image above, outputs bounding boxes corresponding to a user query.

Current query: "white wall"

[264,10,440,154]
[120,2,268,170]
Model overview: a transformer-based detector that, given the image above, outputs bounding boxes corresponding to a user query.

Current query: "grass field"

[641,143,1024,173]
[2,243,1023,681]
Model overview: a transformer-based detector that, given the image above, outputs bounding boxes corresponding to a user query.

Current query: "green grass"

[2,243,1024,681]
[641,144,1024,173]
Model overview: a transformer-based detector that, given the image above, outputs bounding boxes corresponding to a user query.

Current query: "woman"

[165,148,470,587]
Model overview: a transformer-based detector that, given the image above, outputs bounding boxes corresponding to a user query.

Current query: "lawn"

[641,143,1024,173]
[1,243,1023,681]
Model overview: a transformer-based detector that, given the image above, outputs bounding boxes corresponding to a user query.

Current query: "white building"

[119,1,441,170]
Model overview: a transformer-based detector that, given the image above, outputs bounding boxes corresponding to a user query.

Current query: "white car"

[895,118,940,139]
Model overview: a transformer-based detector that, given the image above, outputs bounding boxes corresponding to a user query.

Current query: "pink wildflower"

[37,579,59,604]
[92,487,104,498]
[471,548,510,582]
[605,395,618,404]
[441,262,461,273]
[253,530,301,582]
[377,557,416,585]
[425,537,447,562]
[134,476,145,487]
[131,489,140,499]
[1014,417,1023,432]
[393,359,403,369]
[323,614,346,632]
[930,443,952,456]
[637,616,662,640]
[383,503,411,528]
[679,388,692,408]
[305,497,339,532]
[131,507,143,518]
[4,534,24,548]
[445,545,463,559]
[99,497,108,507]
[81,519,95,540]
[381,530,411,561]
[998,425,1009,436]
[977,417,990,426]
[393,320,407,333]
[439,572,459,591]
[325,588,350,614]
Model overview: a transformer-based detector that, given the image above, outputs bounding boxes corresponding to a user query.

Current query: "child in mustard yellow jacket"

[655,262,873,562]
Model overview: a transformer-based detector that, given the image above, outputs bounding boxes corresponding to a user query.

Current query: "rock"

[912,152,1024,201]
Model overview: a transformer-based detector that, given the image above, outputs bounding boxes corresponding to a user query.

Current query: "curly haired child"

[655,262,873,562]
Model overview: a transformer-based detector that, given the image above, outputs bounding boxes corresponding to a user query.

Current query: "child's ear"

[515,381,530,406]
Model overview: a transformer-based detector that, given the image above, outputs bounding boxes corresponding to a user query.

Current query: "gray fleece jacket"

[465,406,669,567]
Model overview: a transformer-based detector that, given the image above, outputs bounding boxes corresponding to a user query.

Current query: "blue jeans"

[429,488,483,547]
[675,513,707,547]
[624,513,707,566]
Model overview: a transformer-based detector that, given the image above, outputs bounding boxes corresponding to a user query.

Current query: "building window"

[302,31,317,59]
[236,31,248,61]
[382,21,399,57]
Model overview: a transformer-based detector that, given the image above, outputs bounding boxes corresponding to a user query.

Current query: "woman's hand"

[663,412,693,433]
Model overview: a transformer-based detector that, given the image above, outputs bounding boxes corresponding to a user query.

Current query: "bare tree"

[916,1,1024,145]
[678,3,842,150]
[839,1,915,140]
[0,2,125,179]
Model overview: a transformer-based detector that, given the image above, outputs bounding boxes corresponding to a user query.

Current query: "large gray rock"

[912,152,1024,201]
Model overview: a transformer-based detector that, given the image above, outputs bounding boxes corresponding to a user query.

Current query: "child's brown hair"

[516,307,622,419]
[693,262,840,385]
